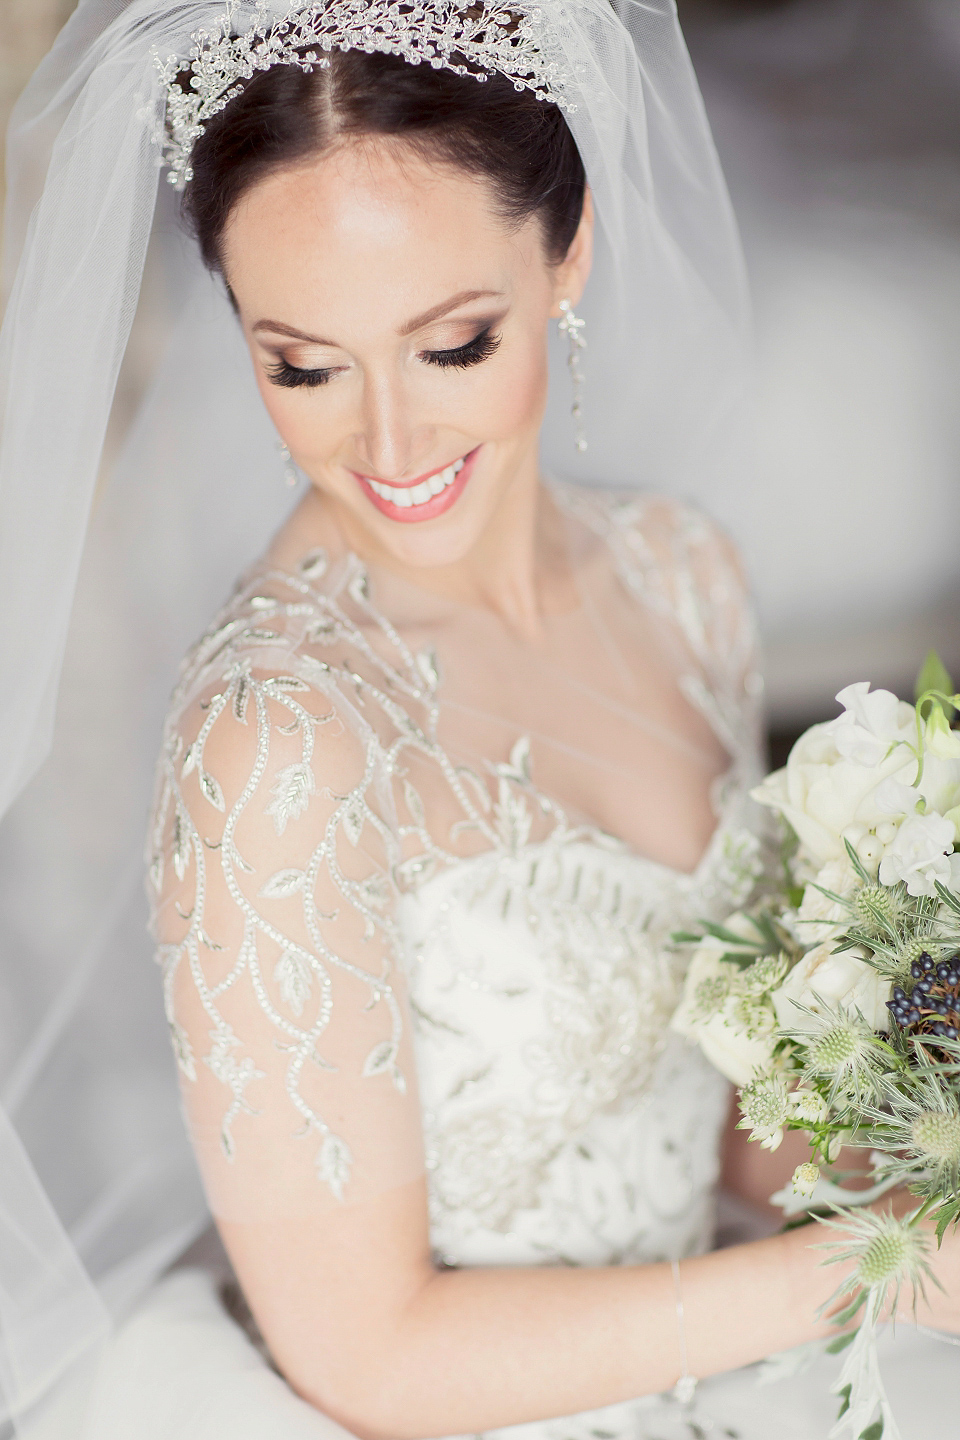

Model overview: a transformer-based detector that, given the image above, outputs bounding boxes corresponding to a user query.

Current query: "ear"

[549,188,594,317]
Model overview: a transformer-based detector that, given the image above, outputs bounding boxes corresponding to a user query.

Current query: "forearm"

[296,1227,841,1439]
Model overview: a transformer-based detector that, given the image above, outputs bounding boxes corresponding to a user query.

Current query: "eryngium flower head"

[817,1207,938,1325]
[798,1010,883,1102]
[853,883,904,938]
[862,1063,960,1197]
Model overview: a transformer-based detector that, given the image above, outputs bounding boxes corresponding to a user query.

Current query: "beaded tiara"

[156,0,571,190]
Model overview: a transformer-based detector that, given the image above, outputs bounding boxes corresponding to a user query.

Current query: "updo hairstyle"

[183,49,586,274]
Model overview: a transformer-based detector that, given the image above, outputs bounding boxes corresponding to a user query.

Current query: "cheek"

[463,331,549,440]
[251,367,334,459]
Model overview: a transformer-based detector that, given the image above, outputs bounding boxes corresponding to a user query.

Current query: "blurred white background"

[4,0,960,749]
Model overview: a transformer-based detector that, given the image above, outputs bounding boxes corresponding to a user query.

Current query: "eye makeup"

[264,325,502,389]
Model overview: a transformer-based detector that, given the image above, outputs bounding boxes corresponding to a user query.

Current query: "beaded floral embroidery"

[148,491,764,1210]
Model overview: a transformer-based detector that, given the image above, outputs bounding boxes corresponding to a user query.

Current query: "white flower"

[752,685,919,868]
[790,859,857,945]
[878,812,956,897]
[738,1073,791,1150]
[792,1162,820,1196]
[772,943,890,1034]
[925,705,960,760]
[788,1087,830,1124]
[831,683,914,766]
[672,937,779,1086]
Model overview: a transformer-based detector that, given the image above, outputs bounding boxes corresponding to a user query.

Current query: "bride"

[1,3,959,1438]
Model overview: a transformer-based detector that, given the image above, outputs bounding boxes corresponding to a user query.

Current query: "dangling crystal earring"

[557,299,587,453]
[278,439,298,488]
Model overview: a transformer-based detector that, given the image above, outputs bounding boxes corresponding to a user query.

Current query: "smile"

[354,448,479,523]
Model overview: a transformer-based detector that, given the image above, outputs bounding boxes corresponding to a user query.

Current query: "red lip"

[355,447,480,524]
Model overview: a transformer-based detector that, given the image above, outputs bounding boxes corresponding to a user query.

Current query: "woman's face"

[222,138,592,571]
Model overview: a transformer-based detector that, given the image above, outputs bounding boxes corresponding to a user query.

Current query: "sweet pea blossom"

[877,812,956,897]
[831,683,914,766]
[752,683,960,870]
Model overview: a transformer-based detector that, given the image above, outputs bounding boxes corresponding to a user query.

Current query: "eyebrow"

[251,289,505,346]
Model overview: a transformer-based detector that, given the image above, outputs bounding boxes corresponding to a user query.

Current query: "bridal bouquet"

[672,655,960,1440]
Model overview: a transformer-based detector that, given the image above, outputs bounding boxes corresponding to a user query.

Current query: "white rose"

[789,859,857,945]
[771,942,890,1034]
[684,1009,778,1087]
[752,685,919,868]
[877,812,956,898]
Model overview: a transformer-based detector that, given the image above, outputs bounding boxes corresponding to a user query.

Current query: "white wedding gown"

[82,484,957,1440]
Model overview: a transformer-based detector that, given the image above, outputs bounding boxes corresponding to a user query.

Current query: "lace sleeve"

[571,490,764,766]
[146,593,425,1221]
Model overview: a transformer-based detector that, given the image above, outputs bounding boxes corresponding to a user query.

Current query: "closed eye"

[266,358,338,390]
[421,328,501,369]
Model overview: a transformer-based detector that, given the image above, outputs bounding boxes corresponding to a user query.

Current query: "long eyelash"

[423,328,501,370]
[266,358,336,389]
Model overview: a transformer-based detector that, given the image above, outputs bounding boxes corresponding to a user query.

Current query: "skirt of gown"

[80,1256,959,1440]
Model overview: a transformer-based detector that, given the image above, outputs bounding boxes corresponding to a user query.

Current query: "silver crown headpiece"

[156,0,571,190]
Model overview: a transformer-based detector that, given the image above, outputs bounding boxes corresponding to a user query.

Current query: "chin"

[338,441,524,570]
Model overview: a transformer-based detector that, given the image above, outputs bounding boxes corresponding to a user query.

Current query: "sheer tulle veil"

[0,0,751,1432]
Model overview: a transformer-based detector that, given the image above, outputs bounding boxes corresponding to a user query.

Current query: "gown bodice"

[147,482,767,1439]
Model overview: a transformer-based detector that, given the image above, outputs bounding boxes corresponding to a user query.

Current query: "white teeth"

[365,457,466,509]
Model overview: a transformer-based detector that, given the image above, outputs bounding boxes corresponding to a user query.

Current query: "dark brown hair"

[183,50,586,273]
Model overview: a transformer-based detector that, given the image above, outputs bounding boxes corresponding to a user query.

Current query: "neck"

[300,453,575,642]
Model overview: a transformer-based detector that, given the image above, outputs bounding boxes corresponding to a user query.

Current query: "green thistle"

[801,1014,882,1102]
[853,883,903,939]
[863,1064,960,1198]
[817,1206,938,1325]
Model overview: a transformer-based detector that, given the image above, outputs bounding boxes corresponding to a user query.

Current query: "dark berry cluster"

[887,951,960,1040]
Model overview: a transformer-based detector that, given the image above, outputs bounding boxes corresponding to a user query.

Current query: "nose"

[352,370,431,481]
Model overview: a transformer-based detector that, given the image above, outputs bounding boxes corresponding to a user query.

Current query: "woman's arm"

[220,1172,960,1440]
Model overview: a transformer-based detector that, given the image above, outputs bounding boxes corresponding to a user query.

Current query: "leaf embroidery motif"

[496,734,532,787]
[403,779,426,828]
[317,1133,352,1200]
[358,873,390,910]
[200,771,225,811]
[258,868,306,899]
[300,548,328,580]
[274,949,313,1016]
[415,647,440,693]
[149,852,164,893]
[263,675,310,692]
[342,800,366,847]
[307,617,340,645]
[172,808,191,881]
[170,1020,196,1081]
[362,1040,398,1078]
[493,777,532,853]
[265,762,315,836]
[348,567,370,604]
[233,675,250,724]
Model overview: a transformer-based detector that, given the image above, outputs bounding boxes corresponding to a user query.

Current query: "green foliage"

[859,1421,884,1440]
[915,650,955,720]
[935,1197,960,1246]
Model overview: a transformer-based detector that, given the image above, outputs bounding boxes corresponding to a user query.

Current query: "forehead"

[222,140,542,330]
